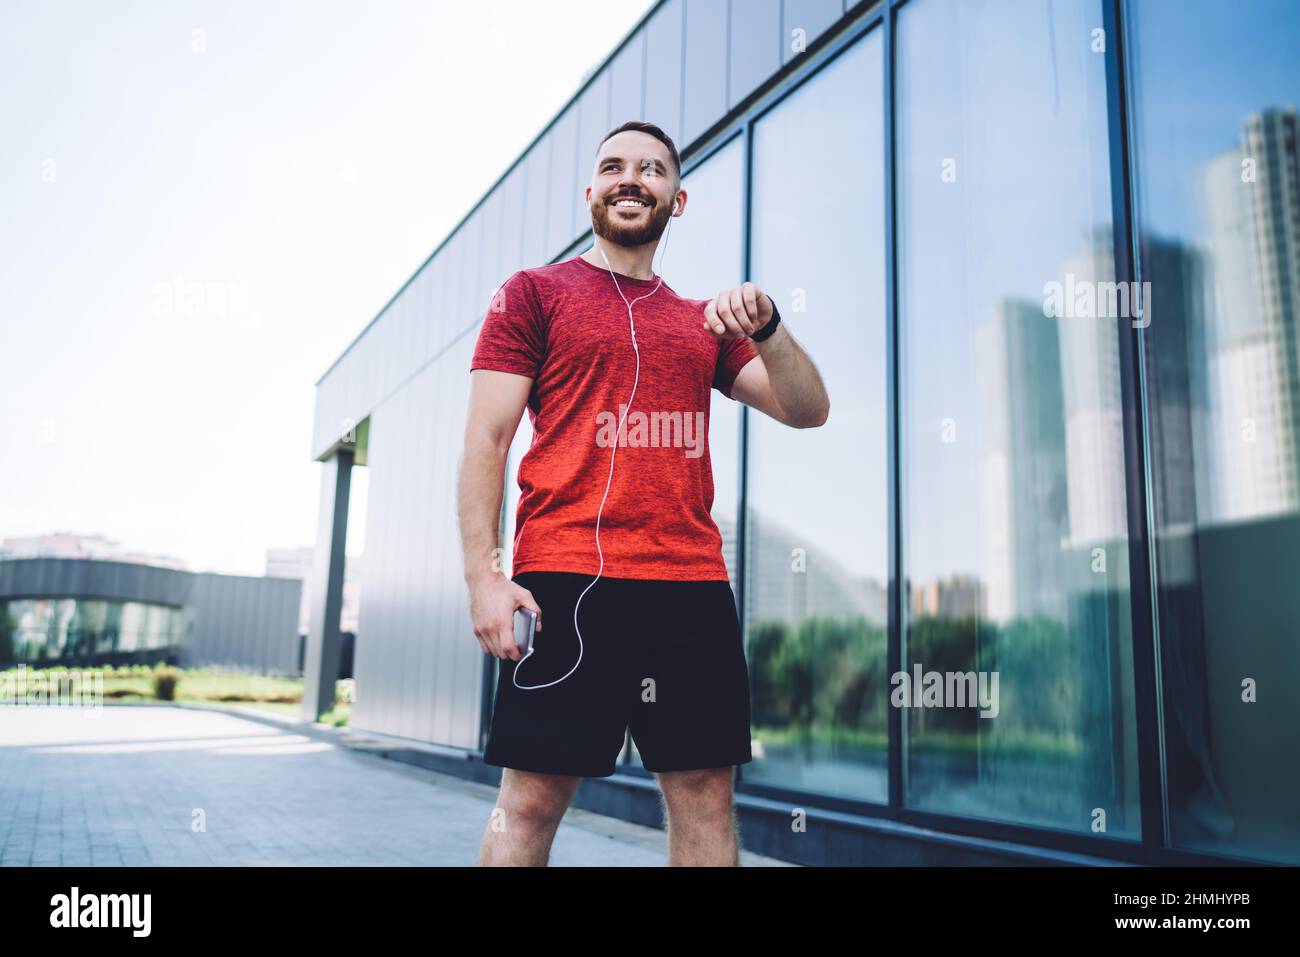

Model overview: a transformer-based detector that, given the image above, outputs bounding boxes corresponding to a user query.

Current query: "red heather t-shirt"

[469,255,759,581]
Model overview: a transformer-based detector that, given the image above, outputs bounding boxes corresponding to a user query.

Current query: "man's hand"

[468,573,542,662]
[702,281,774,340]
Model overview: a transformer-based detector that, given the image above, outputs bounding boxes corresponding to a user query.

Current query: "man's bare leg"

[656,767,742,866]
[477,768,581,866]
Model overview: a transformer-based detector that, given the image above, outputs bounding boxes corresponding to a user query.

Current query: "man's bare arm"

[728,323,829,428]
[705,283,830,428]
[457,369,543,660]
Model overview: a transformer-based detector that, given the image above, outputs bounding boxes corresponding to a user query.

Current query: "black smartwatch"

[752,294,782,342]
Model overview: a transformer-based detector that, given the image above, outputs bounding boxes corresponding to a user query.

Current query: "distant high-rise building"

[1057,227,1207,537]
[1055,237,1132,549]
[975,297,1068,623]
[1137,238,1209,535]
[1201,107,1300,522]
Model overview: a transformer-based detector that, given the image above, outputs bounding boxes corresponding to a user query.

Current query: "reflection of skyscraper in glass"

[1056,229,1205,539]
[975,298,1068,624]
[1201,107,1300,522]
[1057,236,1131,548]
[1137,239,1208,535]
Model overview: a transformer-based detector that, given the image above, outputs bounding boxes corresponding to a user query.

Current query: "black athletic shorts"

[483,571,753,777]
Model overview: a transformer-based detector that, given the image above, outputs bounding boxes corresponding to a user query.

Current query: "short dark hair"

[596,121,681,183]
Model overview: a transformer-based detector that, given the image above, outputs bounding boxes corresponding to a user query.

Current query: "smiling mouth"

[610,197,651,210]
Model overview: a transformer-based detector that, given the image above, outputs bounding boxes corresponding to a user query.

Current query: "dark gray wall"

[186,572,301,676]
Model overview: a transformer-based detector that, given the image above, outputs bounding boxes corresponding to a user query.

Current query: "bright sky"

[0,0,654,575]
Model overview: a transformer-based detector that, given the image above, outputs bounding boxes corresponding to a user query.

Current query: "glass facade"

[745,29,888,802]
[0,597,184,666]
[896,0,1139,835]
[1125,0,1300,863]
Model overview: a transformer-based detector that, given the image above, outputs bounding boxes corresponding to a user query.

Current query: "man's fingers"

[741,282,761,324]
[483,617,507,660]
[497,622,520,661]
[729,286,755,335]
[703,298,727,336]
[716,291,746,337]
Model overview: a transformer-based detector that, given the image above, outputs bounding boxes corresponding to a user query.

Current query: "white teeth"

[613,199,647,207]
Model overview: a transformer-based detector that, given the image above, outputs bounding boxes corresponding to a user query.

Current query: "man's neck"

[581,240,657,281]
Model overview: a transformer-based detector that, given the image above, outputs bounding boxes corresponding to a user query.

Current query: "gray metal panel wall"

[184,573,301,675]
[500,159,527,276]
[521,144,551,270]
[346,327,481,749]
[577,70,612,194]
[544,105,580,258]
[310,0,860,749]
[459,211,484,342]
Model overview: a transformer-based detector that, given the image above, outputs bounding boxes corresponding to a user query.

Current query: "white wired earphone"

[513,193,678,690]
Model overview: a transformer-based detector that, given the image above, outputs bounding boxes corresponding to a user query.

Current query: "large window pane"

[897,0,1140,835]
[1127,0,1300,864]
[745,29,887,802]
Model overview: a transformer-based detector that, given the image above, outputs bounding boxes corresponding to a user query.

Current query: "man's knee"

[656,767,736,815]
[497,768,580,827]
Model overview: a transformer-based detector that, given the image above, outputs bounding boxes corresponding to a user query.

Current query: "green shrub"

[152,664,181,701]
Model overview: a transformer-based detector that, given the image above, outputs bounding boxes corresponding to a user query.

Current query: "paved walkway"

[0,704,791,867]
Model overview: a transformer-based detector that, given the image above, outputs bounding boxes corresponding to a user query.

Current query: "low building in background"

[0,557,301,676]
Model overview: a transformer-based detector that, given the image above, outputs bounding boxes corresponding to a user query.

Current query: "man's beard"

[590,192,673,248]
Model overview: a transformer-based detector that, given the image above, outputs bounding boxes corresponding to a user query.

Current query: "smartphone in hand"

[513,607,537,656]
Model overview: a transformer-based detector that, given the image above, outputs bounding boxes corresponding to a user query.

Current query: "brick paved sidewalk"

[0,704,791,867]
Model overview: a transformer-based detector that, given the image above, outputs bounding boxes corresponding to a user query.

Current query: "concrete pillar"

[302,448,353,720]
